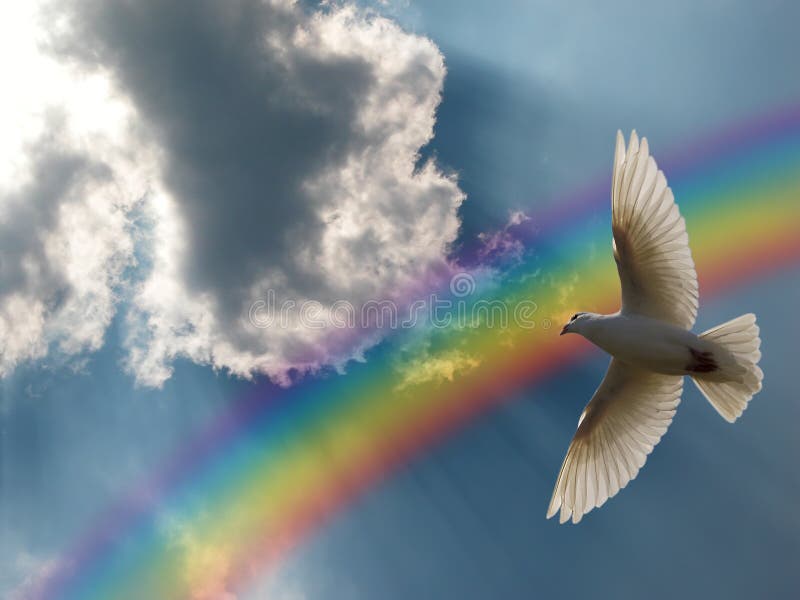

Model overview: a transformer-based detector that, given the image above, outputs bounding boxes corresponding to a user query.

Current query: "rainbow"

[34,104,800,599]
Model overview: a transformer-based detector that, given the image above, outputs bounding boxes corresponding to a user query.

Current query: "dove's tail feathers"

[692,313,763,423]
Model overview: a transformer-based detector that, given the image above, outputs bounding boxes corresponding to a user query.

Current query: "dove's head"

[560,312,594,336]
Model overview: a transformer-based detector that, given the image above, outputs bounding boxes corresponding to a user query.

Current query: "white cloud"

[394,348,481,390]
[161,516,238,600]
[1,1,463,385]
[476,210,531,263]
[49,0,463,386]
[0,4,141,375]
[7,552,60,600]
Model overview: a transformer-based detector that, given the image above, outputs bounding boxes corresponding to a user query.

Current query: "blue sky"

[1,1,799,598]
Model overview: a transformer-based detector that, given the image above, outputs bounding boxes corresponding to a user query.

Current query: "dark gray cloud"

[57,0,368,300]
[48,0,463,385]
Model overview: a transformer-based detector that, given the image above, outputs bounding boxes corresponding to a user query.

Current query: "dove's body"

[574,313,720,377]
[548,131,763,524]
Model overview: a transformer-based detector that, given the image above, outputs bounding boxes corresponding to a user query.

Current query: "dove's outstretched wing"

[611,131,698,329]
[547,359,683,524]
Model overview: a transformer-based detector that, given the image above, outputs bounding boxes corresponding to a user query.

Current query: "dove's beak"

[560,324,568,336]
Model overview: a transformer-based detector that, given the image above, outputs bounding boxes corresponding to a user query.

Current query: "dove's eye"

[570,313,579,321]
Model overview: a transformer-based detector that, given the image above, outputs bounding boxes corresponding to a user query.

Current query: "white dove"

[548,131,763,524]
